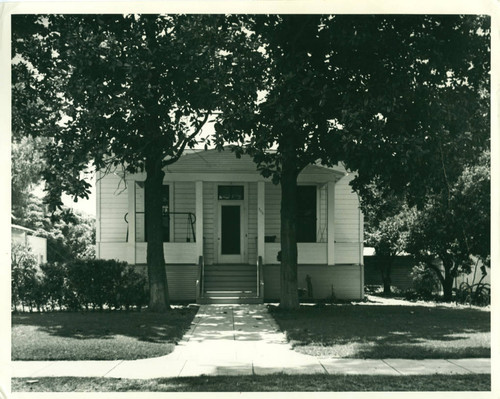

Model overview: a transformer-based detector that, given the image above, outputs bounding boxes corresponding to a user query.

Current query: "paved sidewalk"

[12,305,491,379]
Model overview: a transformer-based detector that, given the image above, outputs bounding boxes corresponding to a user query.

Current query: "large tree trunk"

[442,258,455,302]
[279,155,300,310]
[378,256,394,295]
[145,154,170,312]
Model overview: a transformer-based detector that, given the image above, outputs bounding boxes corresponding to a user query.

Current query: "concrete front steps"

[199,264,263,304]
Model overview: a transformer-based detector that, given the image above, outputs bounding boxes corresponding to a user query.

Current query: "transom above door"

[217,184,247,264]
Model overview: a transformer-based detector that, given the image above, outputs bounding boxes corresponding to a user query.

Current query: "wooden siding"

[264,243,327,264]
[263,264,363,300]
[334,173,362,264]
[247,182,258,265]
[203,182,215,265]
[99,242,197,264]
[99,173,129,243]
[264,182,281,241]
[318,184,327,242]
[364,256,416,290]
[335,242,362,264]
[134,264,198,301]
[97,154,362,274]
[136,243,197,264]
[172,181,196,243]
[135,182,145,242]
[99,242,130,263]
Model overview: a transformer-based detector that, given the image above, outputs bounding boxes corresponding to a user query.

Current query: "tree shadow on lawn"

[12,306,199,344]
[269,304,490,358]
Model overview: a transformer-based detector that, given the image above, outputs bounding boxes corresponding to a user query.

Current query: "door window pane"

[218,185,244,200]
[221,205,240,254]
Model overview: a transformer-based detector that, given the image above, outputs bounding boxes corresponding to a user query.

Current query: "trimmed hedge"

[11,243,42,312]
[12,253,148,312]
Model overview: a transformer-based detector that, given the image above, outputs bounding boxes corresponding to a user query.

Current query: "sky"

[62,179,96,216]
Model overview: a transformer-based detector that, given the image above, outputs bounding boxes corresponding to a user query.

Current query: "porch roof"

[127,148,347,183]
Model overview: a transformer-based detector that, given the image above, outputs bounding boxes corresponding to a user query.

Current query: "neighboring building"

[364,248,490,291]
[11,224,47,266]
[96,149,364,303]
[363,251,416,291]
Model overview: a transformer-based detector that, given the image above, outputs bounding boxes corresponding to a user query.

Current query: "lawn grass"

[12,306,198,360]
[12,374,491,392]
[269,303,490,359]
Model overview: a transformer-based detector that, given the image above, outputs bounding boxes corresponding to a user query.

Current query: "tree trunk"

[378,256,393,295]
[279,157,300,310]
[442,258,455,302]
[145,154,170,312]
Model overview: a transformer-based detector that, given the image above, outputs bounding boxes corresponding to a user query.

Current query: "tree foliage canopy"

[13,14,490,307]
[213,14,490,306]
[12,14,263,208]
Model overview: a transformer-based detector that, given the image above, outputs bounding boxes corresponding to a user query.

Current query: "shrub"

[39,262,67,311]
[11,243,41,312]
[118,266,149,310]
[12,256,148,312]
[66,259,127,310]
[454,281,490,306]
[410,263,441,299]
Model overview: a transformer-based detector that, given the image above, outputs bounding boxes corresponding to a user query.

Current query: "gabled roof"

[12,224,36,234]
[166,148,347,180]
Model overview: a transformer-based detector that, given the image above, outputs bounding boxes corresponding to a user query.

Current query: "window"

[297,185,316,242]
[218,185,244,200]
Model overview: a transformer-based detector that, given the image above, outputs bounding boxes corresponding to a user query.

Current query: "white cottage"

[96,149,364,303]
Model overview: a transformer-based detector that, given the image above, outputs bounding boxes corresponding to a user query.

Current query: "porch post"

[195,181,204,259]
[127,180,136,264]
[95,170,101,259]
[257,181,265,262]
[327,180,335,265]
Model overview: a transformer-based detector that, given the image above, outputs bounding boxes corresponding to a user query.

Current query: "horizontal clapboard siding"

[335,174,361,243]
[318,184,328,242]
[247,182,258,265]
[335,242,362,264]
[263,264,363,300]
[100,173,129,243]
[265,182,281,241]
[134,264,198,301]
[172,182,196,243]
[203,182,215,265]
[99,242,197,264]
[99,242,130,262]
[264,243,327,264]
[364,256,416,290]
[136,243,197,264]
[334,173,362,264]
[135,182,145,242]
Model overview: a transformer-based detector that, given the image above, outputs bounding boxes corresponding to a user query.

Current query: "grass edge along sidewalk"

[12,374,492,392]
[267,301,490,359]
[12,306,199,361]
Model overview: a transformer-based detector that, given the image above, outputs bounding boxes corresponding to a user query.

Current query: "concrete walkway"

[12,305,490,379]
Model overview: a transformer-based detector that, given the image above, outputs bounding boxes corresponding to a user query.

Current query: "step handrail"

[196,255,204,301]
[257,256,264,299]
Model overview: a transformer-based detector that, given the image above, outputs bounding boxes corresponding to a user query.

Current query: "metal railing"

[124,211,196,242]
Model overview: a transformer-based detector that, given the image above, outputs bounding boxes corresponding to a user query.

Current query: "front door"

[217,185,246,263]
